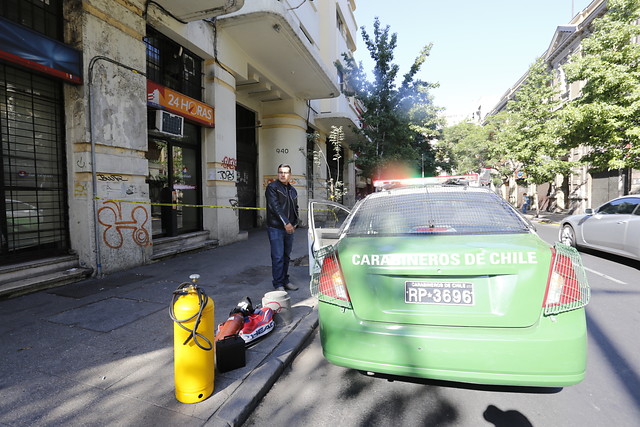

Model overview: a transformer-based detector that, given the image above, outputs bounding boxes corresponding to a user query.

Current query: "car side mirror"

[585,208,594,215]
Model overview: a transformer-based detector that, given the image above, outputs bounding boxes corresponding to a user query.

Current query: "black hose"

[169,283,213,351]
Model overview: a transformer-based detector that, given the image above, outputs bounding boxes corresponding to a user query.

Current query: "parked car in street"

[560,195,640,261]
[308,183,590,387]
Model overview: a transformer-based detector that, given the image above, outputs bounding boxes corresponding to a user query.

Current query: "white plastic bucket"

[262,290,292,325]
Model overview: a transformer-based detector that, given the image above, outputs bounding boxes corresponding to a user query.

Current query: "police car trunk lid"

[337,234,552,328]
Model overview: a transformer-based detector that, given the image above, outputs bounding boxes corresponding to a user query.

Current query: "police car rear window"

[344,187,529,235]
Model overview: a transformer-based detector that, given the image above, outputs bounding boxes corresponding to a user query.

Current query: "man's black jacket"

[265,180,299,229]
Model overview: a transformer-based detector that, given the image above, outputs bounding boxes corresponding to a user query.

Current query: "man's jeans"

[267,227,294,289]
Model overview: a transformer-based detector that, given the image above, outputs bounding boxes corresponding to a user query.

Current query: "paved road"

[246,222,640,426]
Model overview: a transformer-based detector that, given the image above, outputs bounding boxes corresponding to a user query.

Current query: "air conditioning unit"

[155,110,184,136]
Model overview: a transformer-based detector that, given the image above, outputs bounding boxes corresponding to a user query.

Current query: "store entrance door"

[146,122,202,237]
[236,105,257,230]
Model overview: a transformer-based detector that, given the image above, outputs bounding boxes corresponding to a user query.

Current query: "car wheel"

[561,224,577,247]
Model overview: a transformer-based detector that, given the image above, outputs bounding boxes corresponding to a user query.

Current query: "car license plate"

[405,281,474,305]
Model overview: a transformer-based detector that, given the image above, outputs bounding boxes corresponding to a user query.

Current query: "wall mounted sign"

[0,17,82,84]
[147,81,214,128]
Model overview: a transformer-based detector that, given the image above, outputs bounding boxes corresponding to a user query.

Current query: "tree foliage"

[442,122,491,174]
[445,59,572,186]
[491,58,573,184]
[338,18,444,178]
[559,0,640,170]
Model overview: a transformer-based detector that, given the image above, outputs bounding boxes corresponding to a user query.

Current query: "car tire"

[561,224,577,247]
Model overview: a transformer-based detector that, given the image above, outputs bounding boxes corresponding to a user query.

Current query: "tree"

[309,126,347,201]
[559,0,640,171]
[338,18,444,179]
[451,58,571,194]
[442,121,491,174]
[480,110,537,194]
[492,58,573,185]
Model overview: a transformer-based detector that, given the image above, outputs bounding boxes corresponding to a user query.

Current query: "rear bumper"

[318,302,587,387]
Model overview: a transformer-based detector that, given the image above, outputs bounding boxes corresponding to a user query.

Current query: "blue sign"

[0,16,82,84]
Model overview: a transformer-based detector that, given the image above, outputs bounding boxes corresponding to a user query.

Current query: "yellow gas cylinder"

[171,275,214,403]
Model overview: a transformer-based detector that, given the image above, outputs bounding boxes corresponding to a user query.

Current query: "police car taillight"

[319,255,351,303]
[543,245,590,316]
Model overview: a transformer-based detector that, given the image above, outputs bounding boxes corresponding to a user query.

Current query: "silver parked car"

[560,195,640,261]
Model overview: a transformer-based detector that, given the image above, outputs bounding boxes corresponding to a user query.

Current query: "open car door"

[307,200,351,275]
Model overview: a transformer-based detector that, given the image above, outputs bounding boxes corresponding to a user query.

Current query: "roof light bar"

[373,174,480,189]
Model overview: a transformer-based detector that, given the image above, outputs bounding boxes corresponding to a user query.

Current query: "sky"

[353,0,596,124]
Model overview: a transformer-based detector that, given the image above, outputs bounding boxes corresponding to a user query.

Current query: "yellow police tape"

[93,197,309,211]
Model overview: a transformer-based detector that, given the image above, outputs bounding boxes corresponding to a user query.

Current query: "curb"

[207,307,318,427]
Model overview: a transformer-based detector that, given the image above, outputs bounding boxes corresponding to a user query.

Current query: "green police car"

[308,184,590,387]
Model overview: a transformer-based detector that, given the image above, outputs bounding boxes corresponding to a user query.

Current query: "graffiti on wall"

[97,201,150,249]
[74,181,88,198]
[97,173,129,182]
[76,155,87,169]
[229,197,239,217]
[207,157,239,182]
[221,156,237,170]
[236,169,250,185]
[98,181,147,199]
[216,169,235,181]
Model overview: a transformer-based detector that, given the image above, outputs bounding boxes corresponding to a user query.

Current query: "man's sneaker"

[275,286,286,292]
[284,283,299,291]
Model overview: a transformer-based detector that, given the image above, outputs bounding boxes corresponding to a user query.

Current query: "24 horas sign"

[147,81,214,127]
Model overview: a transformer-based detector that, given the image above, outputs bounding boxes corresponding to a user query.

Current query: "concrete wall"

[65,0,151,274]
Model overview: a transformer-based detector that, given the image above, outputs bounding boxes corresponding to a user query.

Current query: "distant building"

[445,100,494,126]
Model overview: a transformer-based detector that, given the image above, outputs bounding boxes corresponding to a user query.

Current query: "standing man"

[522,193,531,214]
[265,164,299,292]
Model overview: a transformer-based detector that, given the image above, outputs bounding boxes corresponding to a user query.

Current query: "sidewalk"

[0,229,316,427]
[523,210,569,225]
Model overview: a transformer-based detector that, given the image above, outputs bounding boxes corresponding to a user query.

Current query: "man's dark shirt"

[265,180,299,229]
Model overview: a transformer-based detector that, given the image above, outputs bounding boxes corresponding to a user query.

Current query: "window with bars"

[144,27,204,100]
[0,0,63,41]
[0,64,68,257]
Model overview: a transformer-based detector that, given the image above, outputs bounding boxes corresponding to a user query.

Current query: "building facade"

[487,0,640,213]
[0,0,360,295]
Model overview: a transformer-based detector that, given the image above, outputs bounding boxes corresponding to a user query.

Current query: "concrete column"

[203,63,244,244]
[259,106,309,225]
